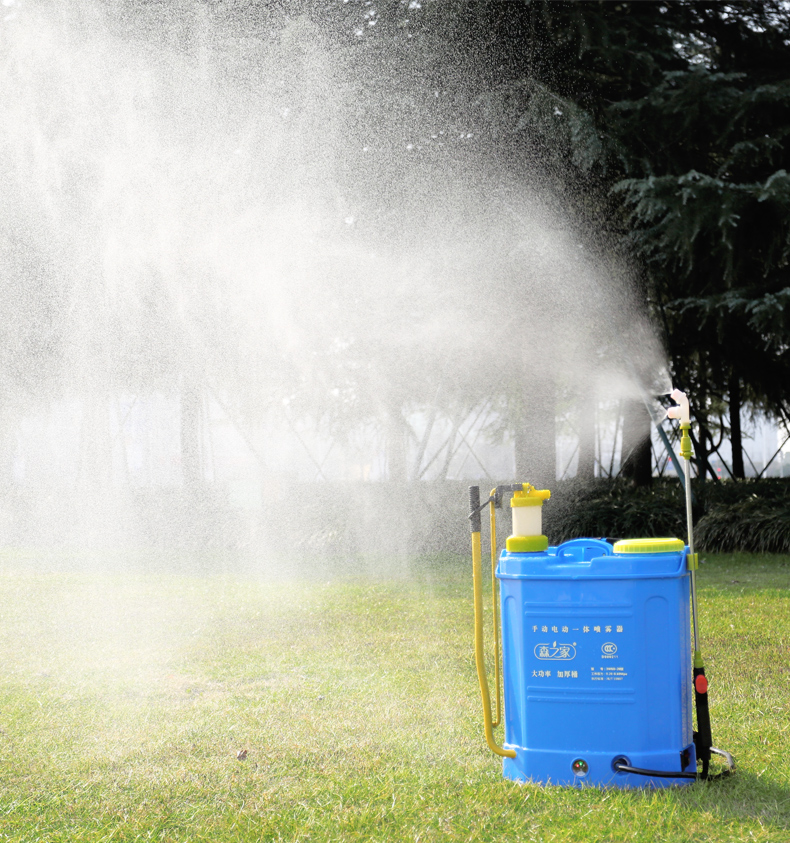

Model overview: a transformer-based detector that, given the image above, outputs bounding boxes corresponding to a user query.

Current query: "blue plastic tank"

[497,537,695,787]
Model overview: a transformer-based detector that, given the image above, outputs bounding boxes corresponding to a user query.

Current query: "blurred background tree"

[327,0,790,485]
[1,0,788,557]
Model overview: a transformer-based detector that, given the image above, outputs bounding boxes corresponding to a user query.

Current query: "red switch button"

[695,674,708,694]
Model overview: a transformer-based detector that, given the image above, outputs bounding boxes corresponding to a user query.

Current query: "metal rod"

[656,423,689,495]
[684,456,701,654]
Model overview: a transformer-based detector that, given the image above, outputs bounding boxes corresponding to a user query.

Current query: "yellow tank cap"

[613,537,685,554]
[511,484,551,507]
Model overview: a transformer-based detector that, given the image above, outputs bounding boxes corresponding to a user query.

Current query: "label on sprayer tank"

[527,617,631,684]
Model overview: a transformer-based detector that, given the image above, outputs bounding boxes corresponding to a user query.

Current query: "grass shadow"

[699,771,790,830]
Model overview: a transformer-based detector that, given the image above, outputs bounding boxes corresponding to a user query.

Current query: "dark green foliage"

[546,478,790,553]
[394,1,790,472]
[608,4,790,439]
[695,498,790,553]
[698,476,790,505]
[546,479,688,542]
[436,1,790,465]
[694,478,790,553]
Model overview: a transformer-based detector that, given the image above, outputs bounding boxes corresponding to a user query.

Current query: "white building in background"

[9,394,790,494]
[651,414,790,481]
[780,430,790,478]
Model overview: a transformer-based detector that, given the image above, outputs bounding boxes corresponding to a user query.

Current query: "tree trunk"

[0,411,17,493]
[620,399,653,487]
[412,406,437,480]
[384,403,408,483]
[576,390,596,482]
[729,374,745,479]
[513,370,556,489]
[697,422,709,483]
[181,373,204,491]
[77,394,113,491]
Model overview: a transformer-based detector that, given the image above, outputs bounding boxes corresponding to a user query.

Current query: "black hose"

[613,762,697,780]
[613,761,733,782]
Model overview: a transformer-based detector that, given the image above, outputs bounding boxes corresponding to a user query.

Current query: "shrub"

[695,498,790,553]
[546,478,790,553]
[546,479,687,542]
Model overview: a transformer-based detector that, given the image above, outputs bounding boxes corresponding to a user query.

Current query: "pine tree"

[611,2,790,474]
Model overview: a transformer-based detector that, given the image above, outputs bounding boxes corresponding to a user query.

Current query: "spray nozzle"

[667,389,693,460]
[666,389,691,426]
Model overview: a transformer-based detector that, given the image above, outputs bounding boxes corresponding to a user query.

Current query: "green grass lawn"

[0,550,787,843]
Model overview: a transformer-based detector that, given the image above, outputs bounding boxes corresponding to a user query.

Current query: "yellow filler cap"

[506,535,550,552]
[613,537,685,554]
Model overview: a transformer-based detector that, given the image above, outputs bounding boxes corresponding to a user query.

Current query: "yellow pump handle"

[470,489,516,759]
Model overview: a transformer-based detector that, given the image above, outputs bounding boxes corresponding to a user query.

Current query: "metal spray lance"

[666,390,699,647]
[666,389,714,776]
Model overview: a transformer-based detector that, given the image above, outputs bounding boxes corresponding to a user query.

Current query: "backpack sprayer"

[468,389,735,787]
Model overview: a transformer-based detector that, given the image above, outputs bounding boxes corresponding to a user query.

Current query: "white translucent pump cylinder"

[512,504,543,537]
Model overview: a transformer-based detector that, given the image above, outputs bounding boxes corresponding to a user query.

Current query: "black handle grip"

[469,486,481,533]
[693,666,713,777]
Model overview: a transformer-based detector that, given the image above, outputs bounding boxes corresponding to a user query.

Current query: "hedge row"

[548,478,790,554]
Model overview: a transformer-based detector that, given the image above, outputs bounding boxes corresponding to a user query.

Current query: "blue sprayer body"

[497,538,696,787]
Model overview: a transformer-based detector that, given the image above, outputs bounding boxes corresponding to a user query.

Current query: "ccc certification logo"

[602,642,618,655]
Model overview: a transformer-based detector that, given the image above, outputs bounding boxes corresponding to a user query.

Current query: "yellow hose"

[489,490,501,727]
[472,527,516,759]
